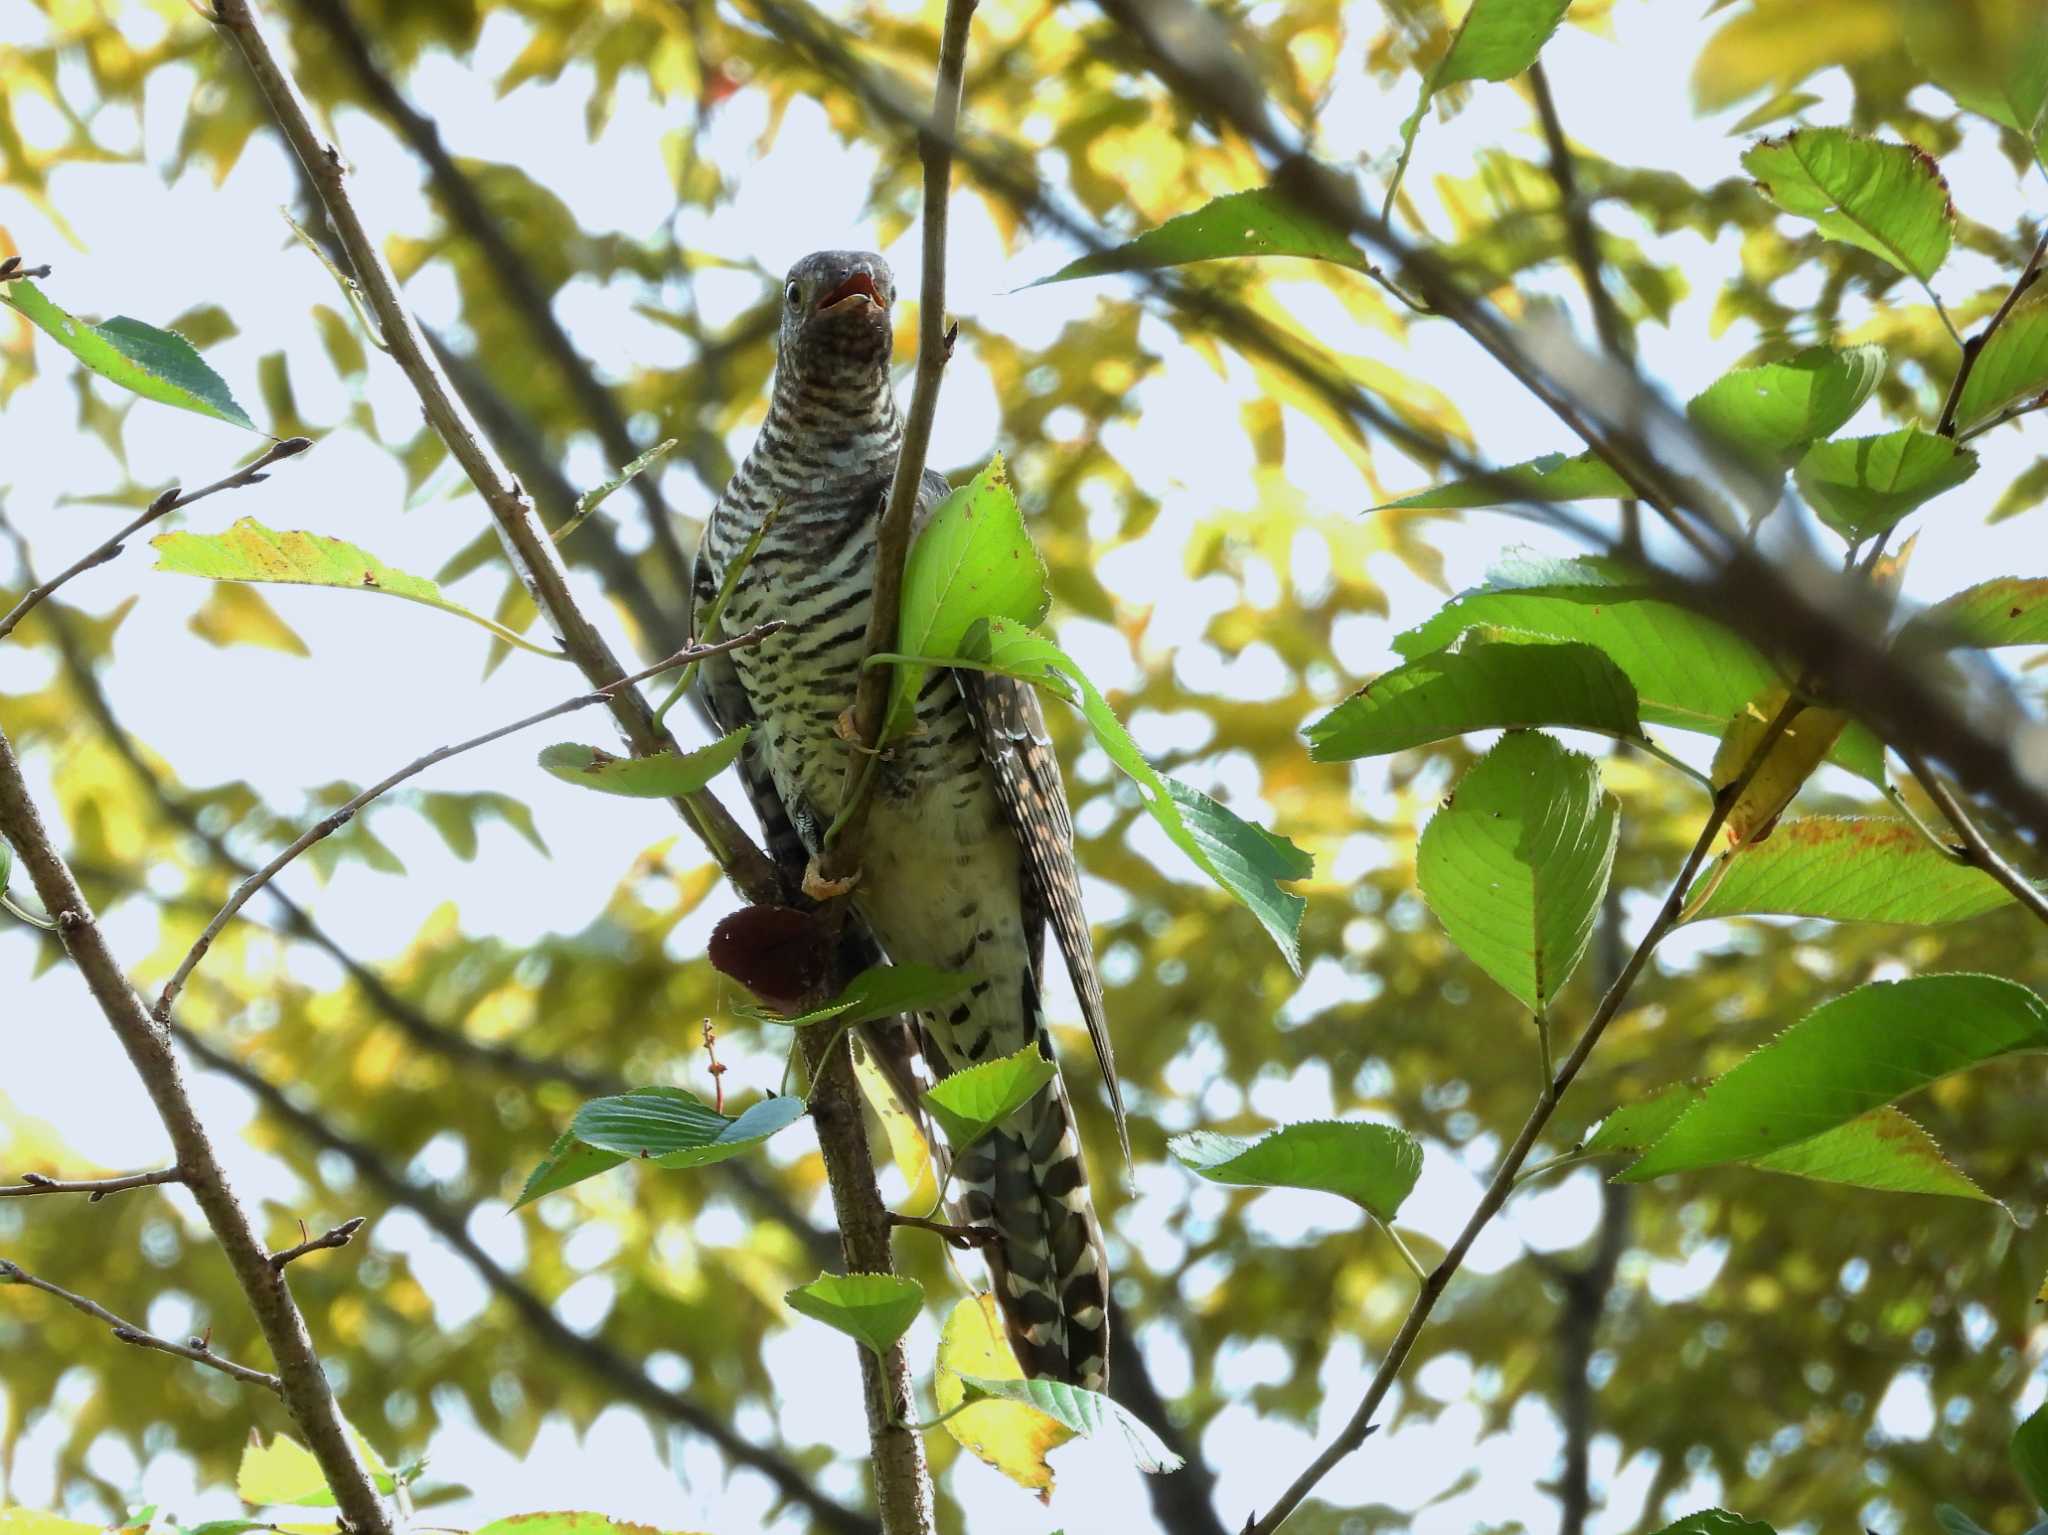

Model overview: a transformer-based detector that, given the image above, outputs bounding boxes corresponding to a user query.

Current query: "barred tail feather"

[953,1063,1110,1392]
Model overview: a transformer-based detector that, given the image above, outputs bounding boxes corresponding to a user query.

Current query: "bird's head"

[776,250,896,387]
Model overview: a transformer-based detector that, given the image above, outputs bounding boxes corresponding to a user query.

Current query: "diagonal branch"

[207,0,786,908]
[164,1011,880,1535]
[0,436,309,642]
[285,0,699,604]
[1897,748,2048,929]
[0,1259,284,1393]
[1937,228,2048,438]
[0,726,392,1535]
[152,620,781,1021]
[1242,694,1805,1533]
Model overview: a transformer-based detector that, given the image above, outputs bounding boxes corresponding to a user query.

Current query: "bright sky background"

[2,2,2042,1532]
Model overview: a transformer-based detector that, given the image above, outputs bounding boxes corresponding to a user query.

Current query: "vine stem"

[1243,694,1804,1534]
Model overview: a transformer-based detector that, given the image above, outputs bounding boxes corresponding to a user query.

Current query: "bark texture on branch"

[0,727,392,1535]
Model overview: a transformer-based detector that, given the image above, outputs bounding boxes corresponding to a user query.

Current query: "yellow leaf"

[1711,685,1848,849]
[853,1038,940,1215]
[238,1432,328,1507]
[0,1507,106,1535]
[189,582,311,656]
[1693,0,1899,111]
[238,1426,389,1508]
[934,1294,1074,1500]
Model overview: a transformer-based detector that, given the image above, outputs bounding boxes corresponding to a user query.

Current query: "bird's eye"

[784,280,801,308]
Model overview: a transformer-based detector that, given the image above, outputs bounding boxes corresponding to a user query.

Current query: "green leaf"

[1954,293,2048,431]
[1623,973,2048,1179]
[1397,552,1887,783]
[553,438,678,545]
[1681,817,2024,925]
[1416,731,1618,1015]
[934,617,1312,967]
[1,278,258,430]
[1904,0,2048,146]
[153,519,561,657]
[888,455,1049,742]
[537,730,749,798]
[1899,578,2048,650]
[1029,185,1368,286]
[1377,449,1631,511]
[920,1044,1058,1151]
[1729,90,1823,135]
[1388,0,1573,213]
[1305,638,1642,761]
[1748,1105,1995,1202]
[235,1425,392,1508]
[1937,1507,1998,1535]
[2016,1399,2048,1510]
[514,1088,806,1206]
[1742,128,1954,281]
[1686,344,1887,464]
[1169,1121,1422,1221]
[513,1131,627,1209]
[1793,428,1977,540]
[1648,1512,1778,1535]
[784,1272,923,1359]
[954,1375,1184,1475]
[572,1088,807,1167]
[737,962,980,1027]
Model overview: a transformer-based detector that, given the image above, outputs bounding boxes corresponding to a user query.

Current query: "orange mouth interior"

[816,271,883,311]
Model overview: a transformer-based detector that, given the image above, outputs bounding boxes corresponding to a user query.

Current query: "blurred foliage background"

[2,1,2046,1533]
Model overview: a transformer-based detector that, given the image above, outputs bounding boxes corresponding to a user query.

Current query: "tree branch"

[1526,62,1629,363]
[1242,695,1804,1534]
[163,1013,879,1535]
[0,726,392,1535]
[0,1167,184,1200]
[152,619,781,1021]
[812,0,976,892]
[269,1215,367,1269]
[0,436,309,642]
[1937,228,2048,438]
[206,0,786,909]
[1897,748,2048,928]
[0,1259,284,1393]
[285,0,698,604]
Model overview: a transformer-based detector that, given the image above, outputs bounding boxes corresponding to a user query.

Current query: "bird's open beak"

[816,270,885,316]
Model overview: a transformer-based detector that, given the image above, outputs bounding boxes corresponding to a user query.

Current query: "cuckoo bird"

[693,250,1123,1390]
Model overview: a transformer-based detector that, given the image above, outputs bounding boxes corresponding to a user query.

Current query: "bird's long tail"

[951,1054,1110,1392]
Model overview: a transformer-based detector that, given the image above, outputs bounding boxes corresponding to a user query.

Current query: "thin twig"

[1898,748,2048,928]
[153,620,782,1021]
[0,1259,284,1392]
[270,1215,367,1269]
[0,724,393,1534]
[0,256,53,281]
[887,1211,1000,1250]
[0,1167,183,1200]
[810,0,976,897]
[208,0,786,908]
[0,437,310,642]
[1243,694,1804,1534]
[1938,229,2048,438]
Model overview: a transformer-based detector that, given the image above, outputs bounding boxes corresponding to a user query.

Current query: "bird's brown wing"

[957,664,1128,1160]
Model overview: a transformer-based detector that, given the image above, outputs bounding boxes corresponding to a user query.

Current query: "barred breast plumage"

[692,250,1121,1391]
